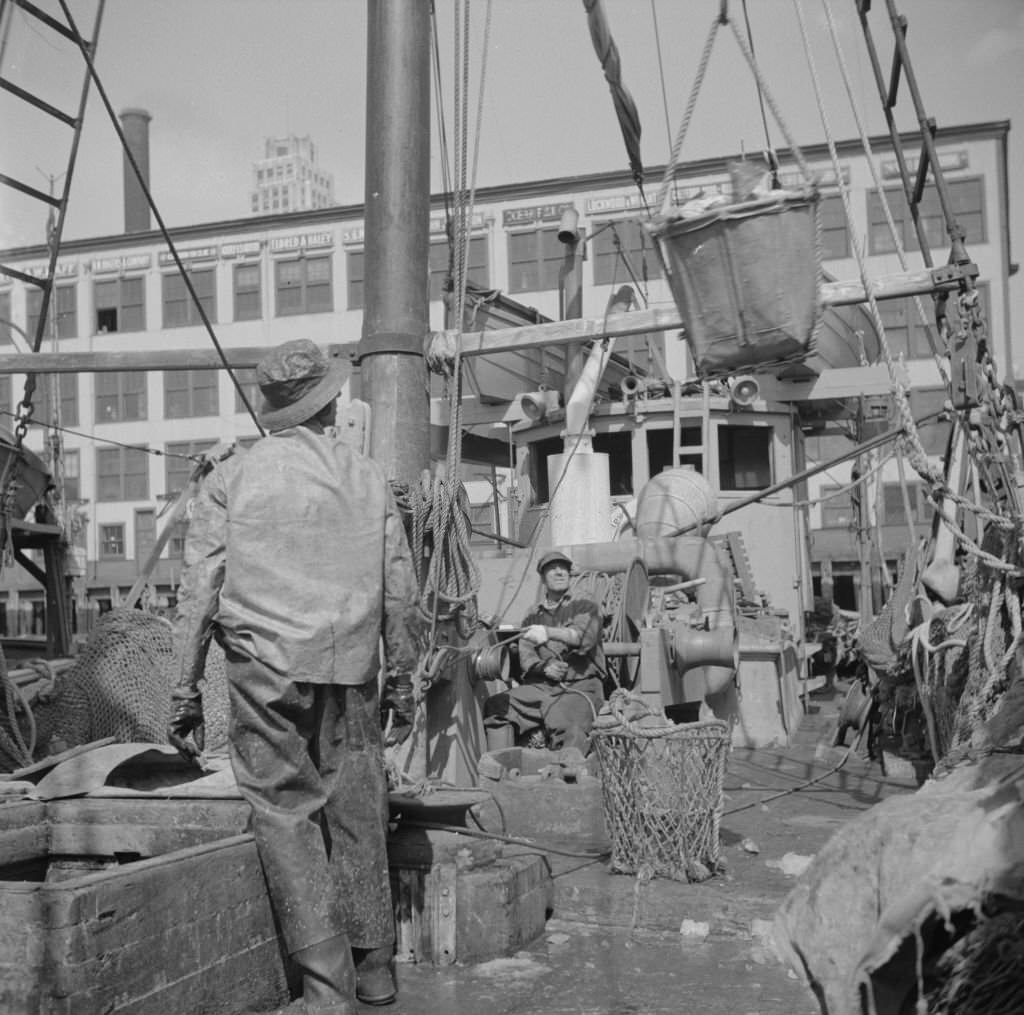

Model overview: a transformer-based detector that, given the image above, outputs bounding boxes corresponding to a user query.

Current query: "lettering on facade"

[779,166,850,188]
[502,201,573,228]
[158,245,219,266]
[881,150,968,180]
[220,240,263,259]
[269,231,334,254]
[343,213,489,248]
[90,253,152,274]
[585,193,647,217]
[22,260,79,279]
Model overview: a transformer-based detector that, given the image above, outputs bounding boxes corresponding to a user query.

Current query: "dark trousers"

[483,675,604,751]
[226,652,393,955]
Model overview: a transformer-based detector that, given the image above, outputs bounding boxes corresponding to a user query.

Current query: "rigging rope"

[57,0,263,437]
[793,0,1022,579]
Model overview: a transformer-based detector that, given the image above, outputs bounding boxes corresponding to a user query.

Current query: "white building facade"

[0,121,1013,630]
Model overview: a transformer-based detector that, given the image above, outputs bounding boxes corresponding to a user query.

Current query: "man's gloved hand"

[381,677,415,748]
[167,693,205,762]
[522,624,549,646]
[543,658,569,682]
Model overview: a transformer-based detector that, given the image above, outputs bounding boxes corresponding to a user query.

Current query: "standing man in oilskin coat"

[168,339,419,1015]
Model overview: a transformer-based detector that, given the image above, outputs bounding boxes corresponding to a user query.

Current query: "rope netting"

[8,607,231,768]
[590,690,729,883]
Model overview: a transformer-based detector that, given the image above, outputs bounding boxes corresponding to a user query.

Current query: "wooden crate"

[0,800,288,1015]
[0,798,553,1012]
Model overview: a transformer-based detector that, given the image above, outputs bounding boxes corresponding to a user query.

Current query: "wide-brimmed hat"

[536,549,573,574]
[256,339,347,431]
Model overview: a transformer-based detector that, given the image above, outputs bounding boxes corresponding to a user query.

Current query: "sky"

[2,0,1024,343]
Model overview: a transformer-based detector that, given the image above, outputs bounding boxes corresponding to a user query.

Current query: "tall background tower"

[250,135,334,214]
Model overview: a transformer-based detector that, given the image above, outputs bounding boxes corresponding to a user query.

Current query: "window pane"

[819,195,849,260]
[306,257,333,312]
[62,449,80,502]
[124,447,149,500]
[95,280,117,310]
[0,291,11,345]
[166,439,216,493]
[821,486,854,528]
[163,273,189,328]
[56,284,77,338]
[96,447,121,499]
[193,268,216,321]
[123,392,146,421]
[234,263,262,321]
[193,374,218,416]
[233,367,260,413]
[592,220,662,284]
[718,425,772,490]
[346,250,365,309]
[121,277,145,331]
[276,260,303,314]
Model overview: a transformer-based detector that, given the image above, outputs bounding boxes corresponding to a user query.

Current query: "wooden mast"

[359,0,432,485]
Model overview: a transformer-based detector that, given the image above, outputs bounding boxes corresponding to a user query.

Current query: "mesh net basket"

[646,189,822,377]
[591,715,730,882]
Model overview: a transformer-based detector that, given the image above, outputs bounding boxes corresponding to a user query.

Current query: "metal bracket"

[354,331,425,363]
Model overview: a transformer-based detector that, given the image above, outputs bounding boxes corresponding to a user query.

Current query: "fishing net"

[34,607,230,758]
[590,692,729,882]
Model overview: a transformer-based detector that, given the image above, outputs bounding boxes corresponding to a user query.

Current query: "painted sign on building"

[269,231,333,254]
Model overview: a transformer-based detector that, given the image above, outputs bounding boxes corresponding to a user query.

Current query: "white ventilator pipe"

[548,287,634,545]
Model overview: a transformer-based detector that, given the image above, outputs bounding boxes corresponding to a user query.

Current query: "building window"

[867,177,985,255]
[233,263,262,321]
[162,268,216,328]
[38,373,79,426]
[718,425,772,491]
[168,519,190,559]
[592,220,662,285]
[592,430,634,495]
[0,374,11,420]
[508,228,564,293]
[27,283,77,339]
[881,482,931,527]
[428,236,490,302]
[164,370,218,418]
[346,250,365,310]
[95,276,145,333]
[95,371,147,423]
[275,255,333,315]
[99,523,126,559]
[165,439,216,496]
[61,448,80,503]
[233,367,261,415]
[0,290,11,344]
[819,194,850,261]
[820,485,855,529]
[97,445,149,501]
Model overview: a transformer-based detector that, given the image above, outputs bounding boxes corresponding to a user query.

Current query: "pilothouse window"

[718,425,772,491]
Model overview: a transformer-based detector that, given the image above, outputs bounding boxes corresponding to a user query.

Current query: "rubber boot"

[353,945,397,1006]
[291,934,358,1015]
[485,723,515,753]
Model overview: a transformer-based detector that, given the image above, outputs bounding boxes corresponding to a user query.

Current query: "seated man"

[483,550,605,753]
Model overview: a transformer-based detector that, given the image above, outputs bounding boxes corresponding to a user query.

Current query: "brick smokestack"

[119,107,152,233]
